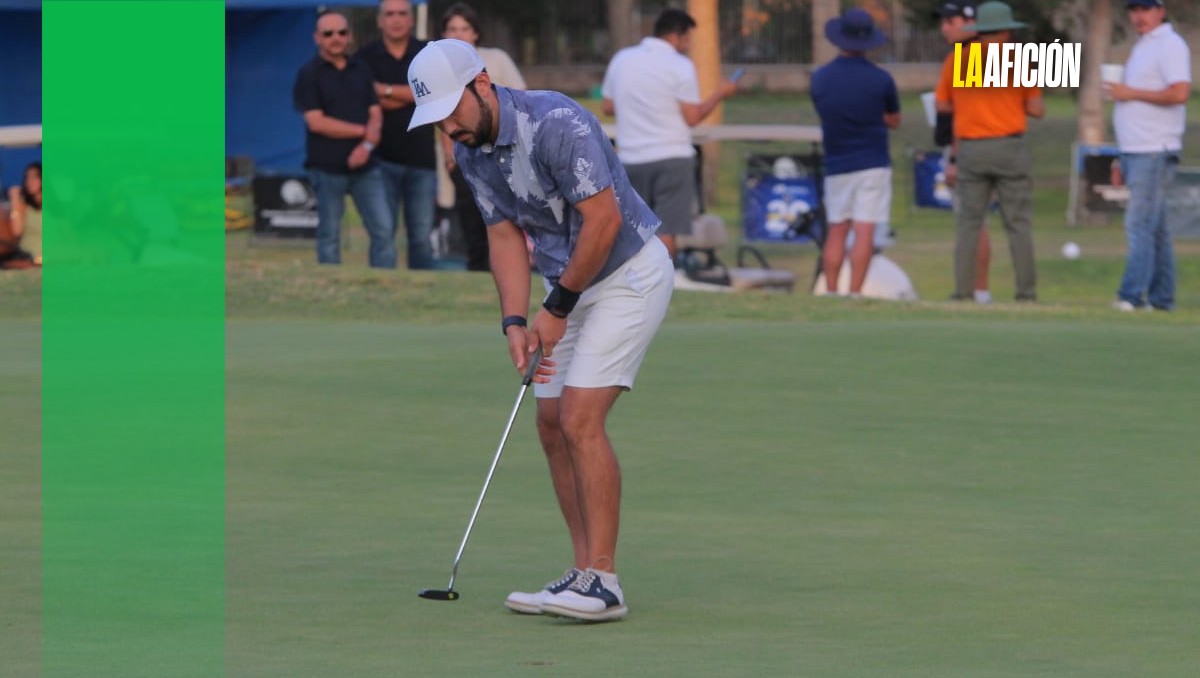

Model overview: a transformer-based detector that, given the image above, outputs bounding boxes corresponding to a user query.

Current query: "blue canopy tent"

[225,0,378,173]
[0,0,42,191]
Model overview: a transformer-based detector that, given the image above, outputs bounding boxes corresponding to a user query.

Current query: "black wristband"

[501,315,526,336]
[543,283,581,319]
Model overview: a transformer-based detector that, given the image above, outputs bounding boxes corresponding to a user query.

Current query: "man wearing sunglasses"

[354,0,439,270]
[293,10,397,269]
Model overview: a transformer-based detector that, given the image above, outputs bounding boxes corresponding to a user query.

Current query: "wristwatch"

[384,85,394,98]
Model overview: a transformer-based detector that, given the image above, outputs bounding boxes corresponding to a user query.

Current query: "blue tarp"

[0,5,41,190]
[225,0,376,173]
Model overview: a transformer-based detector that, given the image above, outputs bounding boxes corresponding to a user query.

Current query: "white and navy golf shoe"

[504,568,581,615]
[540,568,627,622]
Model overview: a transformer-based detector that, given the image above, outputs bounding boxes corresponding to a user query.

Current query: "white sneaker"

[974,290,993,304]
[1112,300,1137,312]
[504,568,580,615]
[540,568,627,622]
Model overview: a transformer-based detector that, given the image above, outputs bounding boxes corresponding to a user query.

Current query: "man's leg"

[558,385,625,572]
[847,221,875,294]
[975,225,991,300]
[377,159,402,236]
[991,137,1036,301]
[954,141,992,299]
[400,166,438,270]
[309,169,347,265]
[821,221,849,294]
[348,167,398,269]
[534,397,588,568]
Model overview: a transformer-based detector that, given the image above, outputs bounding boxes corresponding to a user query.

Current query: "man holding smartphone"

[601,8,739,260]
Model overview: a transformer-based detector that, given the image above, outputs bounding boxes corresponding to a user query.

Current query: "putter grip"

[522,346,543,386]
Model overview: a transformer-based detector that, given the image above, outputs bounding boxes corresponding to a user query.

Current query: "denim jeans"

[1118,152,1178,310]
[309,166,397,269]
[379,160,437,270]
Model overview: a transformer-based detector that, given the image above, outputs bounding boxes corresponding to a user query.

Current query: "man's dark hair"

[442,2,484,43]
[653,9,696,38]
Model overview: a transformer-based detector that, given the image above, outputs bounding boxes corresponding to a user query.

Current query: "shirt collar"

[487,85,518,152]
[640,36,678,54]
[1144,22,1173,40]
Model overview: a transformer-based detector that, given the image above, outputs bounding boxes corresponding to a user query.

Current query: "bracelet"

[501,315,527,336]
[542,283,581,319]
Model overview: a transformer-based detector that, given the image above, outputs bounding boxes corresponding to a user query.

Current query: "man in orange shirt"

[935,1,1044,302]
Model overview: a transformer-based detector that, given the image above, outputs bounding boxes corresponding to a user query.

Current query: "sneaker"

[1112,300,1138,312]
[504,568,580,615]
[540,568,627,622]
[974,290,993,305]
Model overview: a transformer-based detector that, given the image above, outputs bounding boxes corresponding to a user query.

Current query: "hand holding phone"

[730,68,746,82]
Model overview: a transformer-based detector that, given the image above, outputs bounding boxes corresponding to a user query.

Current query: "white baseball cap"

[406,39,485,131]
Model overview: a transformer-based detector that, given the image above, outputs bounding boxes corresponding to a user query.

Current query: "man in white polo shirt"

[601,8,738,260]
[1105,0,1191,311]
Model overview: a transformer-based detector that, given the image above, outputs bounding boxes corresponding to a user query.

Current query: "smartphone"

[730,68,746,82]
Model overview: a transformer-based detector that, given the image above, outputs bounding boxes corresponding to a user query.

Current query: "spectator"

[811,8,900,297]
[601,8,738,261]
[933,1,993,304]
[8,162,42,265]
[1106,0,1190,312]
[355,0,438,270]
[439,1,527,271]
[293,10,396,268]
[408,39,673,622]
[936,1,1043,302]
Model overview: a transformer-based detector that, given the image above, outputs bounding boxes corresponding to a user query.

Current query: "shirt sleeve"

[536,107,615,205]
[884,74,900,114]
[293,64,319,113]
[1162,35,1192,85]
[935,54,953,105]
[677,62,701,105]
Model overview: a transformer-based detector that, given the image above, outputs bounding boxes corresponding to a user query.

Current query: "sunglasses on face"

[383,10,410,17]
[321,28,349,37]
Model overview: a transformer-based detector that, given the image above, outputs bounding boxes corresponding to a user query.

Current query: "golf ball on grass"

[1061,242,1081,260]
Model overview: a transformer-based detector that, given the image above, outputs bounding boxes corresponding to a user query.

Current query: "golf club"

[418,346,543,602]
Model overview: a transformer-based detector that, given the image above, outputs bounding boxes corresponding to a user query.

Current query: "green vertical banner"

[42,2,225,676]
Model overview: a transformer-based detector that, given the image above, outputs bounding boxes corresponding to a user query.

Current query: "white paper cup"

[1101,64,1124,84]
[920,91,937,128]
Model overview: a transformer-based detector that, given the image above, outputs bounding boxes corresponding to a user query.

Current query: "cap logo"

[412,78,431,99]
[964,7,975,17]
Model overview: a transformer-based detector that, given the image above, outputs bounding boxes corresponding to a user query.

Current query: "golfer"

[407,39,674,622]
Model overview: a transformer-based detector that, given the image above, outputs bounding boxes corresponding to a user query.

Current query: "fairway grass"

[219,319,1198,677]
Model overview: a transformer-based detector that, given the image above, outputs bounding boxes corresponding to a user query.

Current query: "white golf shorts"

[534,237,674,399]
[823,167,892,224]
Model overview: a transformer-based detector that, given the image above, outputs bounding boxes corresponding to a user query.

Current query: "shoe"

[540,568,627,622]
[974,290,993,304]
[504,568,580,615]
[1112,300,1137,312]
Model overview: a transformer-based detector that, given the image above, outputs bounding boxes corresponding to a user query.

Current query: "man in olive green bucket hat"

[936,1,1045,301]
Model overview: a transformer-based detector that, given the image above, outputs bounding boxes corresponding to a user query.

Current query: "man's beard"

[453,85,493,149]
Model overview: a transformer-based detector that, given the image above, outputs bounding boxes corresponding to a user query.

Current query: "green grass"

[5,91,1200,677]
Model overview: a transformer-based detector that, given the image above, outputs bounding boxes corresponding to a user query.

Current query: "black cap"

[932,1,977,19]
[1125,0,1163,7]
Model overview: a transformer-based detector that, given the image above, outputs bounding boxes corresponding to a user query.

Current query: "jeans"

[1118,152,1177,310]
[379,160,437,270]
[309,166,397,269]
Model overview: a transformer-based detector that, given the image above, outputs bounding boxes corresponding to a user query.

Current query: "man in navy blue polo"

[811,8,900,296]
[293,10,395,268]
[407,39,674,622]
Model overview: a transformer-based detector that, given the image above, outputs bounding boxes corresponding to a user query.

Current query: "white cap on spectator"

[407,39,485,131]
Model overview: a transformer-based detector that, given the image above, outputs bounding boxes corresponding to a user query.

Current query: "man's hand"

[505,326,555,383]
[944,161,958,188]
[527,308,567,360]
[1103,82,1132,102]
[347,144,371,169]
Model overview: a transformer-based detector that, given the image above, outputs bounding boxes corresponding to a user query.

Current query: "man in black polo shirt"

[354,0,438,270]
[293,10,396,269]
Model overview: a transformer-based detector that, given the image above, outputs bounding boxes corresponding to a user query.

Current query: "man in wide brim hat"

[824,8,887,52]
[969,0,1026,33]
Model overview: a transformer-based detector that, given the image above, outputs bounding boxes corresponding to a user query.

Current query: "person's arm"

[8,188,25,236]
[679,80,738,127]
[1106,81,1189,106]
[488,218,540,374]
[377,82,415,110]
[601,97,615,117]
[883,76,901,129]
[1024,91,1045,119]
[302,110,368,138]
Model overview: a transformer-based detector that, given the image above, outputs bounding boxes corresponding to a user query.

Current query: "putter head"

[418,588,459,601]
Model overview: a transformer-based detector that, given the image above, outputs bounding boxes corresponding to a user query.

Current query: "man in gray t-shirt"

[408,39,674,622]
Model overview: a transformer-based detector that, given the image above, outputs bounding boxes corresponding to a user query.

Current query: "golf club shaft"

[445,348,542,591]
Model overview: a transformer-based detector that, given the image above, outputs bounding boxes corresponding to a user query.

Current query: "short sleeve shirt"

[293,56,379,173]
[454,87,661,285]
[1114,22,1191,153]
[935,46,1041,140]
[810,56,900,176]
[353,39,437,168]
[601,37,701,165]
